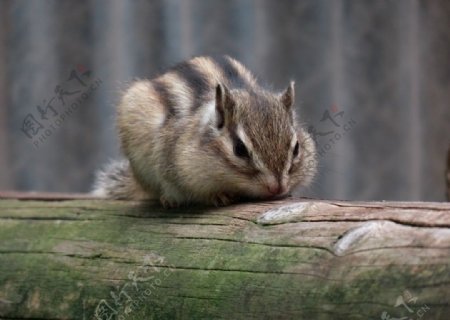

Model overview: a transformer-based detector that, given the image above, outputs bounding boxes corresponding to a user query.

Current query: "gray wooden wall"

[0,0,449,201]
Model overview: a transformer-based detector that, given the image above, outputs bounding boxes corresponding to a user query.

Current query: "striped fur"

[93,56,317,207]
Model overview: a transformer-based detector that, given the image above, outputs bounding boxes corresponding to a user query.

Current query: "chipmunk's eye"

[234,138,250,158]
[293,141,299,157]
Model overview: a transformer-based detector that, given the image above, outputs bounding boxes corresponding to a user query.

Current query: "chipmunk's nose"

[267,183,282,196]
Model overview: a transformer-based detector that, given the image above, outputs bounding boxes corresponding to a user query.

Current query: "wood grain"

[0,194,449,319]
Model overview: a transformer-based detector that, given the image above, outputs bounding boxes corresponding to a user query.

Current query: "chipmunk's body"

[93,56,317,207]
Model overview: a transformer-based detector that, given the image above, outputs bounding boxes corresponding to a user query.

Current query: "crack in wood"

[1,194,450,318]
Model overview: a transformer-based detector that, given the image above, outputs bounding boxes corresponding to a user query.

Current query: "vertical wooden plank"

[421,0,450,201]
[7,1,60,191]
[0,1,12,189]
[52,0,101,192]
[186,0,243,58]
[342,0,410,200]
[126,0,166,76]
[328,0,354,200]
[161,0,194,64]
[396,0,423,200]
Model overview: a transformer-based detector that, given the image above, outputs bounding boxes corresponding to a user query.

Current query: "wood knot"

[333,220,393,256]
[257,202,316,225]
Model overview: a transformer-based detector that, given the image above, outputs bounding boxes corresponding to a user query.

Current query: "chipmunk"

[93,55,317,207]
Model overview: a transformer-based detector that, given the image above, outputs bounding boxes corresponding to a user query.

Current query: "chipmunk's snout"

[266,183,286,197]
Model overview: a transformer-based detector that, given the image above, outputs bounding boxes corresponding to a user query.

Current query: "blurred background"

[0,0,449,201]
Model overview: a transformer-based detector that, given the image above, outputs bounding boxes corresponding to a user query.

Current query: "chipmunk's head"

[211,82,317,199]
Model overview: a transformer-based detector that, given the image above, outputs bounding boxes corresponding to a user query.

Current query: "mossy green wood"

[0,198,449,319]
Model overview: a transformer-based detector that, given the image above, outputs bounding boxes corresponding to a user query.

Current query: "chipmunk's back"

[148,56,258,117]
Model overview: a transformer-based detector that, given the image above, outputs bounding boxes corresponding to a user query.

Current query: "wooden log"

[447,145,450,201]
[0,193,449,319]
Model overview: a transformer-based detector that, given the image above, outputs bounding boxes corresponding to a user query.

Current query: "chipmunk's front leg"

[210,192,234,207]
[159,183,188,209]
[159,195,180,209]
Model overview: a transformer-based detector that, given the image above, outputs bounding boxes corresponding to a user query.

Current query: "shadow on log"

[0,193,449,319]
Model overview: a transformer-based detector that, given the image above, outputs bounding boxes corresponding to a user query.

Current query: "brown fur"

[93,56,317,207]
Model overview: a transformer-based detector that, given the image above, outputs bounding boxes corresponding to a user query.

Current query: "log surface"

[0,195,449,319]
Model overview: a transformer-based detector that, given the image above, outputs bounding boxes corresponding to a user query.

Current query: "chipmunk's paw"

[211,193,233,207]
[159,195,181,209]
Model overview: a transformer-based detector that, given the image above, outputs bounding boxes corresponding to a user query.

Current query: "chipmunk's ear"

[216,83,234,129]
[280,81,295,110]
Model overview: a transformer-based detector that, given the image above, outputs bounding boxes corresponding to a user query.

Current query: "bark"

[0,193,449,319]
